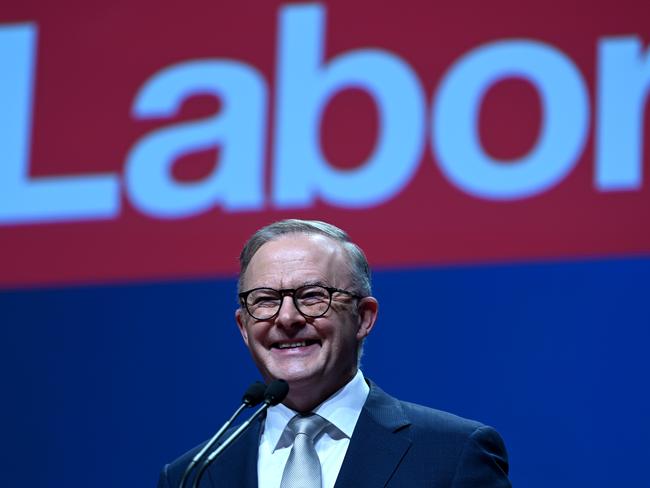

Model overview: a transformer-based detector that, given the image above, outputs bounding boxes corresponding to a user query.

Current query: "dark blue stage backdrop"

[2,257,649,487]
[2,0,650,486]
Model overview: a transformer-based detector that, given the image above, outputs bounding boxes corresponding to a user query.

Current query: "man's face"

[235,234,377,409]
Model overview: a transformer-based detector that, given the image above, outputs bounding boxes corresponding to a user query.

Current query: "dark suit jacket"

[158,382,511,487]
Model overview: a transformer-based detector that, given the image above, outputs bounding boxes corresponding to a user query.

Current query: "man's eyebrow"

[300,280,330,288]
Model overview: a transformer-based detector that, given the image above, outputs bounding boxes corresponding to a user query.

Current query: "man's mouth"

[272,339,320,349]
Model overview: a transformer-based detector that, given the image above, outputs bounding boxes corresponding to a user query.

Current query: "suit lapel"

[203,415,261,488]
[335,382,412,487]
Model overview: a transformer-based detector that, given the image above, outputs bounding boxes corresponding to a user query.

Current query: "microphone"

[192,379,289,488]
[178,381,266,488]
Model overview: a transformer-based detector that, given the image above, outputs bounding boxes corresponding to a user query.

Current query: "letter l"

[0,24,119,224]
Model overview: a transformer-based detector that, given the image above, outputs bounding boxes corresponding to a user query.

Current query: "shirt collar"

[263,370,370,452]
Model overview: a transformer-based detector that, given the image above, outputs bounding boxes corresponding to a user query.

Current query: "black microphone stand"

[178,381,266,488]
[192,380,289,488]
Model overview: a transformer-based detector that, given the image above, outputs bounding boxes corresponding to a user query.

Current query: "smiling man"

[158,219,511,487]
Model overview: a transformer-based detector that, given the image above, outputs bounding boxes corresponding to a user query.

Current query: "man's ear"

[235,308,250,346]
[356,297,379,341]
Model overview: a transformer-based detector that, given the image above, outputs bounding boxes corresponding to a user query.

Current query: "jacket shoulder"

[399,398,485,437]
[363,381,510,486]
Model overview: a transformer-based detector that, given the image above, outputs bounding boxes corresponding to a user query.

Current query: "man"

[159,219,511,487]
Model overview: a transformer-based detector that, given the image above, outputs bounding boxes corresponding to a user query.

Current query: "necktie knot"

[288,413,328,440]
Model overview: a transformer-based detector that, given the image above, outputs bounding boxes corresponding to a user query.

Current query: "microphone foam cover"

[264,379,289,406]
[242,381,267,406]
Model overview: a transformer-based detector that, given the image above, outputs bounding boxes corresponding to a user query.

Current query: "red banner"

[1,0,649,287]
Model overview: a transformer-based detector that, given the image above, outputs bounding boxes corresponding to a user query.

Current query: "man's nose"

[275,295,306,328]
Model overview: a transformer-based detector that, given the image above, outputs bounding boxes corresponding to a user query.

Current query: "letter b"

[273,4,425,208]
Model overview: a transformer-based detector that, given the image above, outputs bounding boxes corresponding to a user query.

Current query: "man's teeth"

[277,341,308,349]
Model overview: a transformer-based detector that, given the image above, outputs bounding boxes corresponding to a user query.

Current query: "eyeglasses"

[238,285,361,321]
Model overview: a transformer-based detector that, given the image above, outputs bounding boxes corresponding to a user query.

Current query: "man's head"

[237,219,372,297]
[235,220,379,412]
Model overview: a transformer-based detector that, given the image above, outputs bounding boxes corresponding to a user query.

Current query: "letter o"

[432,40,589,200]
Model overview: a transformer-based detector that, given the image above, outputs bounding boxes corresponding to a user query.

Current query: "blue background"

[3,256,649,487]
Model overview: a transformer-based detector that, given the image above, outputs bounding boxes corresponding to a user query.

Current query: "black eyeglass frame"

[238,285,362,321]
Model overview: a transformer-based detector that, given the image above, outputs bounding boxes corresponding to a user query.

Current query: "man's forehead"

[242,233,350,286]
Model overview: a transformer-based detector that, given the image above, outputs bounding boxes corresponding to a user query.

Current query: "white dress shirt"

[257,370,370,488]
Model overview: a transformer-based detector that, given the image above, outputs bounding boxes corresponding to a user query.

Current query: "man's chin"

[265,360,323,388]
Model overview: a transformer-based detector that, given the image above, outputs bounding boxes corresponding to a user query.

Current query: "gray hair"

[238,219,372,296]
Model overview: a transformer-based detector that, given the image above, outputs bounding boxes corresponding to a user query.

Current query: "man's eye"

[298,289,328,303]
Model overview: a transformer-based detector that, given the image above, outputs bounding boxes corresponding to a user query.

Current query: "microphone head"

[264,379,289,406]
[242,381,267,406]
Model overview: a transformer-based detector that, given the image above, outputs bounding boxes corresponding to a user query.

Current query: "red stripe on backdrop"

[1,0,649,287]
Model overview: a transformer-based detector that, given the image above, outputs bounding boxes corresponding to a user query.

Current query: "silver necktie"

[279,413,328,488]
